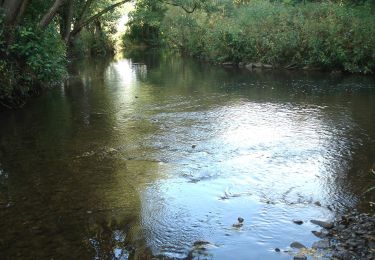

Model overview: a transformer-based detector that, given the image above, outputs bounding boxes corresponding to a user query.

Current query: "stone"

[312,240,330,249]
[222,62,235,67]
[275,248,280,252]
[310,220,334,229]
[263,64,273,69]
[293,256,307,260]
[314,201,322,206]
[238,217,244,223]
[232,223,243,228]
[193,241,210,246]
[293,220,303,225]
[290,242,306,249]
[311,230,327,238]
[245,63,253,70]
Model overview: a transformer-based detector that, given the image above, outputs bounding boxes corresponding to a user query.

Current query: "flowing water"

[0,50,375,259]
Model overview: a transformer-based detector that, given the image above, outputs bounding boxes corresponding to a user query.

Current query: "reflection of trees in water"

[0,61,159,258]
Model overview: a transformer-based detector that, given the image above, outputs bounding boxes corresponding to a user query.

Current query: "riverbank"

[160,1,375,74]
[290,211,375,259]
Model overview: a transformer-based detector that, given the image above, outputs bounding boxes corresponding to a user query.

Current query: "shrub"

[0,17,66,108]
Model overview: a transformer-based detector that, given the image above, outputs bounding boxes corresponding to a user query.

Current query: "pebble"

[314,201,322,206]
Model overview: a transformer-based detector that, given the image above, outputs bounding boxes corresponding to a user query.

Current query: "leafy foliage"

[123,0,167,47]
[0,12,66,108]
[125,0,375,74]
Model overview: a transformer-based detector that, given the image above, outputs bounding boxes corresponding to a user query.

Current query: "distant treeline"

[124,0,375,74]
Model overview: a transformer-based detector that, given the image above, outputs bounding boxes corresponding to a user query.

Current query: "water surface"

[0,51,375,259]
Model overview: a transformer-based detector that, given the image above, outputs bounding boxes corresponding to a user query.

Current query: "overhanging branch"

[70,0,130,38]
[157,0,198,14]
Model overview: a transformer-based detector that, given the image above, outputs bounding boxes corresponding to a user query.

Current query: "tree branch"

[70,0,130,38]
[75,0,95,29]
[160,0,198,14]
[39,0,67,30]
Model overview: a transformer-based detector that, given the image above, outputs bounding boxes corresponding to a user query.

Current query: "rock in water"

[238,217,244,223]
[311,230,327,238]
[293,256,307,260]
[312,240,330,249]
[310,220,334,229]
[290,242,306,249]
[232,223,243,228]
[293,220,304,225]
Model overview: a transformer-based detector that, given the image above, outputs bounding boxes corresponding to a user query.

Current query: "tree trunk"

[59,0,74,42]
[1,0,29,45]
[39,0,67,30]
[1,0,29,27]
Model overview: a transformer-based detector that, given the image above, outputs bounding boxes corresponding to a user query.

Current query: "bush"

[0,17,66,108]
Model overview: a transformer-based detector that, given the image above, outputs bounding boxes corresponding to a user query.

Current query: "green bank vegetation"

[125,0,375,73]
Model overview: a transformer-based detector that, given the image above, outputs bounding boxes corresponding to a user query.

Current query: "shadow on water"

[0,49,374,259]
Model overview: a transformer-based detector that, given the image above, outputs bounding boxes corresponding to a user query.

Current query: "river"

[0,50,374,259]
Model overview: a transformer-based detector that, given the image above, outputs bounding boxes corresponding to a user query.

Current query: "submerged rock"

[232,223,243,228]
[293,220,304,225]
[193,241,210,247]
[238,217,244,223]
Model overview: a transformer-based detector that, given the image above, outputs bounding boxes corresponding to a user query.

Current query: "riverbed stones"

[293,220,303,225]
[308,211,375,259]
